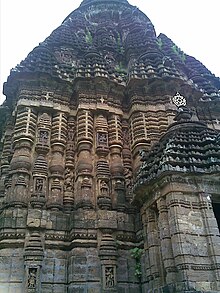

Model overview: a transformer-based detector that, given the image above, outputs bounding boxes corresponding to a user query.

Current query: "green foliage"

[130,247,143,279]
[157,38,163,49]
[115,62,126,75]
[134,262,142,278]
[117,33,121,47]
[181,52,186,62]
[115,63,123,72]
[130,247,143,259]
[172,44,186,63]
[118,46,125,54]
[172,44,179,54]
[116,32,125,54]
[85,29,93,44]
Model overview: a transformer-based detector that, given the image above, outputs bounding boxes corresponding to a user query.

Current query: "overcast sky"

[1,0,220,104]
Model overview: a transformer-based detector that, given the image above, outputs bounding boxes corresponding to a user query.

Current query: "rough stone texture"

[0,0,220,292]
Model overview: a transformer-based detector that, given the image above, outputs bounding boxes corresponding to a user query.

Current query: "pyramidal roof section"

[4,0,220,102]
[134,106,220,194]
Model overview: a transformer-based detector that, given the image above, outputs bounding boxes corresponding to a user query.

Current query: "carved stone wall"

[0,0,220,292]
[139,176,220,292]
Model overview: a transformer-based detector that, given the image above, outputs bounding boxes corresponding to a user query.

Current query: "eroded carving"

[105,266,115,288]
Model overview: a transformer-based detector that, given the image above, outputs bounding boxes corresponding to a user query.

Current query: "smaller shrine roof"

[134,105,220,191]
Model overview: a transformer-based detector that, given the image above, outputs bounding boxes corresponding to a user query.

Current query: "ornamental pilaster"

[47,112,67,210]
[63,116,76,210]
[108,114,125,210]
[75,109,94,209]
[7,107,37,207]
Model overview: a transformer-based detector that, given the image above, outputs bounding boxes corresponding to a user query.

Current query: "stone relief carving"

[81,176,92,197]
[100,180,109,194]
[97,132,108,146]
[39,130,49,144]
[27,268,37,289]
[54,50,76,65]
[124,167,132,190]
[105,266,115,288]
[64,168,74,192]
[38,113,51,125]
[67,121,75,141]
[16,175,26,186]
[122,128,130,146]
[35,178,43,192]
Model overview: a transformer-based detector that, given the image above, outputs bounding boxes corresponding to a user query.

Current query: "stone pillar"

[8,107,37,207]
[31,112,51,208]
[63,116,76,210]
[122,119,133,203]
[0,122,13,200]
[199,192,220,282]
[129,111,149,174]
[166,191,190,287]
[166,188,220,292]
[108,114,125,210]
[95,114,111,209]
[99,233,118,292]
[48,112,67,210]
[144,207,164,289]
[24,232,44,293]
[31,155,48,208]
[157,196,177,285]
[75,110,94,209]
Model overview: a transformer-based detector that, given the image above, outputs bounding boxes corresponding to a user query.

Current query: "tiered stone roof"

[5,0,220,101]
[134,107,220,189]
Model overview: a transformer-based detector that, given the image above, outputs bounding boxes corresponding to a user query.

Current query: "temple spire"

[80,0,129,6]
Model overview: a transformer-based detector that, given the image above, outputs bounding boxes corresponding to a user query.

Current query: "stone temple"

[0,0,220,292]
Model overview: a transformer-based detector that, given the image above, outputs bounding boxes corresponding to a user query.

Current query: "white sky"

[1,0,220,104]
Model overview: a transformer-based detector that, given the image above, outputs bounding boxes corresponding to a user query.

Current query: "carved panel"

[97,132,108,146]
[27,268,37,290]
[103,266,116,289]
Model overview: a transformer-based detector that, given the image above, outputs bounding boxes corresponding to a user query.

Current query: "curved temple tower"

[0,0,220,292]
